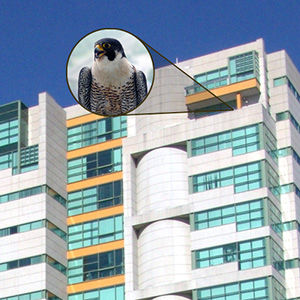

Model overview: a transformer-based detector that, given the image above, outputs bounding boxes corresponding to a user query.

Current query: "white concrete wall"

[131,65,190,135]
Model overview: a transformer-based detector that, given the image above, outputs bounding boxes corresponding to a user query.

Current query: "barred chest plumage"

[90,73,137,116]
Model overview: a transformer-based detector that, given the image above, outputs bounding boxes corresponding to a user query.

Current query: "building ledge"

[186,78,260,107]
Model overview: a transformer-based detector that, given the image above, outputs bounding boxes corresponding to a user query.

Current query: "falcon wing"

[78,67,92,110]
[134,70,148,105]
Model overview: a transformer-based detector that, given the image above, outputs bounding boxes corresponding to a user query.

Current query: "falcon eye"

[103,43,111,49]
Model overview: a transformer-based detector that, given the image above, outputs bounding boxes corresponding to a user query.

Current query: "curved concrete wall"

[138,219,191,289]
[136,147,188,214]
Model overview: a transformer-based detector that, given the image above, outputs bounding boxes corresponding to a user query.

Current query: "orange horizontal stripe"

[67,205,123,225]
[67,113,105,128]
[67,239,124,259]
[186,78,260,104]
[67,172,123,192]
[67,274,125,294]
[67,138,123,159]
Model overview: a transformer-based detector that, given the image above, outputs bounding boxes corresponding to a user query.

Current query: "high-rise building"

[0,38,300,300]
[0,96,67,299]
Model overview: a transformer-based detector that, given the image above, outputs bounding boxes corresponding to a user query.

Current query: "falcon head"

[94,38,126,62]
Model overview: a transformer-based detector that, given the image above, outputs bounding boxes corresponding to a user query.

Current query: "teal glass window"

[17,145,39,173]
[265,161,280,197]
[68,215,123,250]
[46,220,67,241]
[185,67,228,95]
[234,161,262,193]
[285,258,300,269]
[193,198,269,232]
[238,238,266,269]
[0,185,66,207]
[262,124,277,161]
[68,285,124,300]
[0,145,38,175]
[277,111,300,135]
[46,256,67,275]
[45,185,66,207]
[269,200,282,235]
[281,220,300,232]
[68,180,122,216]
[236,199,264,231]
[194,238,268,271]
[68,117,127,151]
[232,124,260,155]
[229,51,259,83]
[194,243,237,268]
[0,219,44,237]
[281,183,293,194]
[68,249,124,284]
[276,111,289,121]
[0,291,62,300]
[67,148,122,183]
[292,148,300,165]
[277,146,292,157]
[0,119,18,150]
[194,204,235,230]
[273,76,300,104]
[1,291,44,300]
[0,151,14,170]
[0,255,66,275]
[196,277,268,300]
[270,239,284,272]
[191,161,262,194]
[189,124,260,157]
[0,101,29,172]
[274,76,287,87]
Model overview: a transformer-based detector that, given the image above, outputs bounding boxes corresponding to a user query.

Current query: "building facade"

[0,38,300,299]
[0,95,67,299]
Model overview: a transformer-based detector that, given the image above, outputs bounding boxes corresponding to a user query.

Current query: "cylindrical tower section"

[138,219,191,289]
[136,147,188,214]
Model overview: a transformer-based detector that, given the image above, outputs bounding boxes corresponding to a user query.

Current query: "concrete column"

[236,93,242,109]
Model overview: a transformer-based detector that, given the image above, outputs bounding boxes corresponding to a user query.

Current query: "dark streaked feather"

[134,70,148,105]
[78,67,92,110]
[78,65,147,115]
[91,73,137,116]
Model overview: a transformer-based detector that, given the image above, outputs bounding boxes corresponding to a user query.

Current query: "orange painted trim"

[67,205,123,225]
[67,171,123,192]
[67,113,105,128]
[67,274,125,294]
[186,78,260,105]
[67,138,123,159]
[67,240,124,259]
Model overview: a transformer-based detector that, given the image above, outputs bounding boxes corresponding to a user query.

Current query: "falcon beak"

[95,44,105,59]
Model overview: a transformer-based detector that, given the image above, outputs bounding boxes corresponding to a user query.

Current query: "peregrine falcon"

[78,38,147,116]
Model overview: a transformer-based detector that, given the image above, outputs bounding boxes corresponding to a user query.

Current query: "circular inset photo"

[66,28,154,116]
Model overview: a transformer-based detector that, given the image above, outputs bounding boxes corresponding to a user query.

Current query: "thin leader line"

[128,109,232,116]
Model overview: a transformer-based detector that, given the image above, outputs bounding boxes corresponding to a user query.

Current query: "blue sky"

[1,1,300,108]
